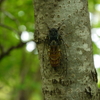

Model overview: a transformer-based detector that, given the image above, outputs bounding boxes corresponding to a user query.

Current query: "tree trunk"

[34,0,100,100]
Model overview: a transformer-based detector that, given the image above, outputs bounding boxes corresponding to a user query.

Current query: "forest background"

[0,0,100,100]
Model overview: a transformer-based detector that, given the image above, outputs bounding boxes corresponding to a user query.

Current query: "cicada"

[44,23,67,69]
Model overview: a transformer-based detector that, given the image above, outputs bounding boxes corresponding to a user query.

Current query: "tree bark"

[34,0,99,100]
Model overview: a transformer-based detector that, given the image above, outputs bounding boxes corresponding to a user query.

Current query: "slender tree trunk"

[34,0,100,100]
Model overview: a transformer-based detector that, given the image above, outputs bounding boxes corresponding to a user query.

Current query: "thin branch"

[0,23,18,33]
[0,10,20,26]
[0,40,33,60]
[3,11,20,26]
[0,44,4,54]
[0,0,5,6]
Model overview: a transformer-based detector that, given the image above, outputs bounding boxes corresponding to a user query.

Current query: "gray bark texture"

[34,0,100,100]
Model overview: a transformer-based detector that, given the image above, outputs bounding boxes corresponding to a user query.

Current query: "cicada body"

[48,40,61,67]
[45,27,63,68]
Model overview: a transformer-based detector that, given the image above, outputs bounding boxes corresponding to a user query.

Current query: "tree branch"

[3,11,20,26]
[0,40,33,60]
[0,0,5,6]
[0,23,18,33]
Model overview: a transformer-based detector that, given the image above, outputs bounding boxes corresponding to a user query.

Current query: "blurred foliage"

[93,43,100,55]
[0,0,100,100]
[88,0,100,12]
[97,68,100,88]
[0,0,42,100]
